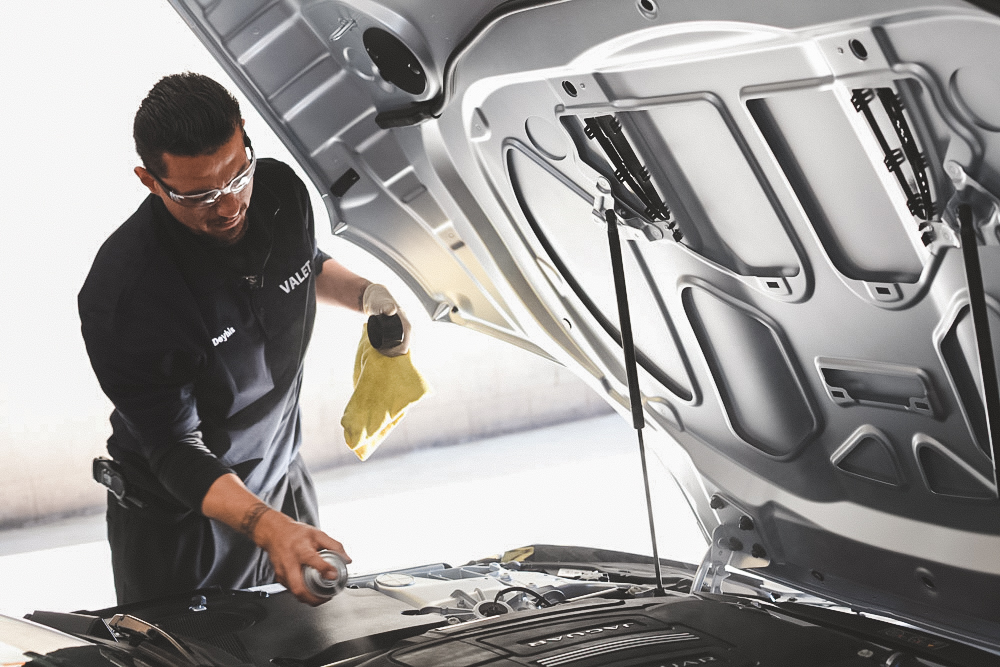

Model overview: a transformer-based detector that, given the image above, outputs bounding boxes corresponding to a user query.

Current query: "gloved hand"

[361,283,411,356]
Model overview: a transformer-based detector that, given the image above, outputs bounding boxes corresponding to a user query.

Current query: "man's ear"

[134,166,159,195]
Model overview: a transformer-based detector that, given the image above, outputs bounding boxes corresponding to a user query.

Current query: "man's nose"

[215,192,241,218]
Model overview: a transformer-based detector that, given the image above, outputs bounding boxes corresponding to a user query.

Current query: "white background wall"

[0,1,610,528]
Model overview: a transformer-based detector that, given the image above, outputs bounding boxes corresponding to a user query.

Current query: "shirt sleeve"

[80,278,233,512]
[315,247,332,272]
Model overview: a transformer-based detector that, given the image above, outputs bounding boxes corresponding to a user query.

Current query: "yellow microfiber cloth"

[341,323,430,461]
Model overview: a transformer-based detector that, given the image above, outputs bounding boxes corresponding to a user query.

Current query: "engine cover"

[365,596,963,667]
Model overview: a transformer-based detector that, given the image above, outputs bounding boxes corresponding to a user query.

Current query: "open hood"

[166,0,1000,650]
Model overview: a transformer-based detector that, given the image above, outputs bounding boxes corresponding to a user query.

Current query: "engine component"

[356,562,626,622]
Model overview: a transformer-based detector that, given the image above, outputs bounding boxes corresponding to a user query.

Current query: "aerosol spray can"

[302,550,349,599]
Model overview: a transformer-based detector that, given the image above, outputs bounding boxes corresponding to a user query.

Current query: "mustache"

[210,209,245,225]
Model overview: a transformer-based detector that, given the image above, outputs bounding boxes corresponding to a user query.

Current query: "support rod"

[957,203,1000,491]
[605,208,666,595]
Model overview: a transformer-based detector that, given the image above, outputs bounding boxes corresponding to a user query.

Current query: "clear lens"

[170,191,219,206]
[230,169,253,193]
[165,147,256,208]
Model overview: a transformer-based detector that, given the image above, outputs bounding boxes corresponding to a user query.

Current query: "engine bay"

[26,546,997,667]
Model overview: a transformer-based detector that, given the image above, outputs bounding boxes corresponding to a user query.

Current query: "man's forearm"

[201,473,274,540]
[200,474,293,550]
[200,473,352,606]
[315,257,370,311]
[239,499,272,538]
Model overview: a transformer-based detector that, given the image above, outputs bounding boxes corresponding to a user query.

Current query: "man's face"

[135,124,254,245]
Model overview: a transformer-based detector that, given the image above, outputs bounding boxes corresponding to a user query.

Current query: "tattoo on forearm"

[240,502,271,539]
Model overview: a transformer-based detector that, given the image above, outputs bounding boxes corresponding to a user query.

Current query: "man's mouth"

[211,211,245,232]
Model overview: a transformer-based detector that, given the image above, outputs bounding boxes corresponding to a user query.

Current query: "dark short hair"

[133,73,242,178]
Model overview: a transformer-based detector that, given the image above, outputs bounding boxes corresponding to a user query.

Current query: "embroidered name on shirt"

[212,327,236,346]
[279,261,312,294]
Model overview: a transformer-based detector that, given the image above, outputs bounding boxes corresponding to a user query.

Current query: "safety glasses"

[154,141,256,208]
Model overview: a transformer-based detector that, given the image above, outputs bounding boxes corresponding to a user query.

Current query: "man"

[79,73,409,605]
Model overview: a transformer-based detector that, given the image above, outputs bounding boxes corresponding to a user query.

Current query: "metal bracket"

[943,161,1000,247]
[691,545,731,595]
[592,178,677,243]
[584,115,682,243]
[691,501,771,595]
[619,209,679,243]
[432,302,454,321]
[851,87,933,221]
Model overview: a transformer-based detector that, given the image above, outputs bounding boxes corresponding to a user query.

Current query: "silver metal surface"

[167,0,1000,650]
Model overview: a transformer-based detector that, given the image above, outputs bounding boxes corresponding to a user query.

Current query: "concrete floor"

[0,415,707,618]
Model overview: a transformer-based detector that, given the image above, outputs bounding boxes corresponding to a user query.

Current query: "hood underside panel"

[168,0,1000,649]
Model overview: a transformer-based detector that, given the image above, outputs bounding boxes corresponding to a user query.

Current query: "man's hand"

[202,474,351,605]
[247,505,351,605]
[314,260,413,357]
[362,284,411,357]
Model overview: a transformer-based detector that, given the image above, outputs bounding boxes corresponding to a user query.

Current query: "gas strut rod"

[957,204,1000,491]
[604,207,667,596]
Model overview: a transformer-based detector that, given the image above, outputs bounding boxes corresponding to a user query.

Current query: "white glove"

[362,284,411,356]
[362,284,398,316]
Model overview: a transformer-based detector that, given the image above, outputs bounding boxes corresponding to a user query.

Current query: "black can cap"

[368,313,404,351]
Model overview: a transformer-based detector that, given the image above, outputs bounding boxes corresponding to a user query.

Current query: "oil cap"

[368,313,403,351]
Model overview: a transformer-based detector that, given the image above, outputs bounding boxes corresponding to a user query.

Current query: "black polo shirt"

[79,159,330,512]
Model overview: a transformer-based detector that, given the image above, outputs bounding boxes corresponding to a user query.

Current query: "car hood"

[166,0,1000,649]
